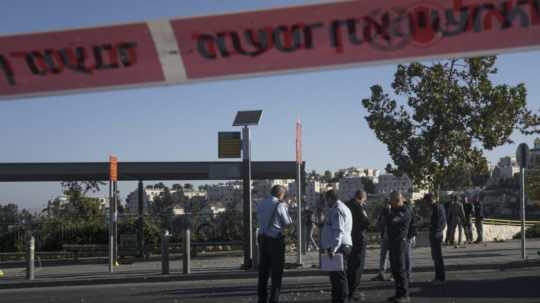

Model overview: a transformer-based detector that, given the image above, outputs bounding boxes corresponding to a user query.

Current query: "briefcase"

[320,253,344,272]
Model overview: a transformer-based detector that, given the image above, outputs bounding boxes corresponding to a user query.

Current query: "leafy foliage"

[527,168,540,207]
[362,56,540,190]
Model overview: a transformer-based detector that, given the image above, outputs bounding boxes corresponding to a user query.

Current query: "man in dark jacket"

[386,191,412,303]
[426,193,447,285]
[447,196,465,246]
[345,190,370,302]
[474,197,485,243]
[372,200,391,281]
[463,197,474,244]
[404,200,417,282]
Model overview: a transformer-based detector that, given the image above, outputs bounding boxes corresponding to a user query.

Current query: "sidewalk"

[0,239,538,289]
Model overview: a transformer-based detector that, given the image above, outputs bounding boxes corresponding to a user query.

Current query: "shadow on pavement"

[444,253,502,259]
[411,275,540,299]
[133,282,332,300]
[132,275,540,301]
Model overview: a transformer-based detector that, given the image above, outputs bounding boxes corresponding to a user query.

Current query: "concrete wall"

[414,223,522,247]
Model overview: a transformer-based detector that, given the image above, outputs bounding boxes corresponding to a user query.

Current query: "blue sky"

[1,0,539,210]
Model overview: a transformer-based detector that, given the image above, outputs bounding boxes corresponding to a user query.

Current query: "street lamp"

[233,110,263,269]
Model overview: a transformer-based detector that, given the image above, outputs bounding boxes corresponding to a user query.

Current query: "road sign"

[109,156,118,181]
[516,143,530,169]
[2,0,540,100]
[218,132,241,159]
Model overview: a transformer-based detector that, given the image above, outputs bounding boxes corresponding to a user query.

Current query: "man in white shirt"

[256,185,292,303]
[320,189,353,303]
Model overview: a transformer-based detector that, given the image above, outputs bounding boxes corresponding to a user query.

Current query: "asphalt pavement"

[1,239,539,288]
[1,265,539,303]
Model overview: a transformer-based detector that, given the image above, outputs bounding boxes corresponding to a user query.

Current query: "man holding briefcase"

[320,189,353,303]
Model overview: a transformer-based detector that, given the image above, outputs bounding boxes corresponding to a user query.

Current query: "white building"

[126,187,191,214]
[288,180,328,208]
[183,189,207,199]
[338,176,364,202]
[340,167,380,182]
[376,174,413,195]
[492,156,520,181]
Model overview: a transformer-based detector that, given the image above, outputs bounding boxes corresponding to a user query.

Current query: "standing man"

[256,185,293,303]
[386,191,412,303]
[345,190,370,302]
[320,189,353,303]
[372,200,392,281]
[404,199,417,282]
[305,207,319,252]
[426,193,447,285]
[463,197,474,244]
[473,197,485,244]
[447,196,465,247]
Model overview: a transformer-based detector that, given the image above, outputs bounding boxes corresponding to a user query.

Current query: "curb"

[0,259,539,290]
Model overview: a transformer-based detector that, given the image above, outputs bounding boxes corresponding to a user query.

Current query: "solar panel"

[233,110,263,126]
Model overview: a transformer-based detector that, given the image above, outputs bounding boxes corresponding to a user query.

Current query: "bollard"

[161,230,170,275]
[183,227,191,275]
[26,235,35,281]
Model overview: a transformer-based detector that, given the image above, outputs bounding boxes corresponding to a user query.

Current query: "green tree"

[0,204,20,234]
[362,56,540,191]
[527,168,540,207]
[184,183,194,190]
[361,177,376,194]
[151,188,176,229]
[323,170,333,183]
[171,184,183,191]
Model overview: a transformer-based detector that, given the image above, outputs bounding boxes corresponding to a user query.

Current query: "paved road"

[2,239,539,282]
[2,266,539,303]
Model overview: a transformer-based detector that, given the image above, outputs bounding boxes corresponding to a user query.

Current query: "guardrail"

[475,218,540,227]
[0,241,245,263]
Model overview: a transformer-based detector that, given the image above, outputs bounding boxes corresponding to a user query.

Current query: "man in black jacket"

[474,197,485,244]
[345,190,370,302]
[426,193,447,285]
[404,200,416,282]
[386,191,412,303]
[463,197,474,244]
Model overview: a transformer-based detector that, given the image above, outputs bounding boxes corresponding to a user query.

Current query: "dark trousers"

[447,221,459,244]
[258,236,285,303]
[347,243,366,299]
[475,219,483,242]
[389,239,409,298]
[464,220,473,242]
[329,246,351,303]
[430,234,445,281]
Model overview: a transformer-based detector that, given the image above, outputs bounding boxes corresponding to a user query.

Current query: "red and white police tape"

[1,0,539,100]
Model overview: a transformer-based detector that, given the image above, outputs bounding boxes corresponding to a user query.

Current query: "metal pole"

[253,227,259,270]
[242,126,253,269]
[108,180,114,273]
[161,230,170,275]
[183,225,191,274]
[113,181,119,266]
[26,235,35,281]
[521,167,527,260]
[137,180,145,258]
[296,162,302,265]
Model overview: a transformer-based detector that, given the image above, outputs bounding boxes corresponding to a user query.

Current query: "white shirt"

[256,196,293,238]
[320,200,353,253]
